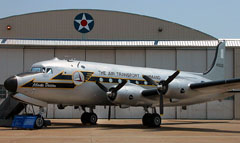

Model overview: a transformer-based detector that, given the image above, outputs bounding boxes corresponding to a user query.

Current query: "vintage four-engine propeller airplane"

[4,41,240,128]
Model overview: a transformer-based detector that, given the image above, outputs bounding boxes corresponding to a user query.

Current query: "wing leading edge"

[190,78,240,94]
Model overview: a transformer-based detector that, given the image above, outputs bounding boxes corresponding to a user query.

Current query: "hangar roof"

[0,9,216,41]
[0,38,239,48]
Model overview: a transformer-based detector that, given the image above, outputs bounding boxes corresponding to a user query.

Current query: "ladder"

[0,94,25,126]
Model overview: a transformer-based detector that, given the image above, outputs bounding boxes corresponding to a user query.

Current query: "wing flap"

[165,92,234,106]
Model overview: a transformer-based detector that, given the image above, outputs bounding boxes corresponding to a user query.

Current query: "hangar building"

[0,9,240,119]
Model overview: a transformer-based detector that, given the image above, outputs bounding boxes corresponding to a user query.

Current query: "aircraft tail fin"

[203,41,225,80]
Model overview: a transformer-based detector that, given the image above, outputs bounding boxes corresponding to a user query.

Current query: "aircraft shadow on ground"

[43,120,240,134]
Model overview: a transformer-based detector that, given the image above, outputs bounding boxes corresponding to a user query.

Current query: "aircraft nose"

[4,76,18,93]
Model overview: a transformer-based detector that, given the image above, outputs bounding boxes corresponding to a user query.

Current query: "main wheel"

[150,113,161,127]
[81,112,90,124]
[142,113,152,126]
[35,116,44,129]
[89,113,98,125]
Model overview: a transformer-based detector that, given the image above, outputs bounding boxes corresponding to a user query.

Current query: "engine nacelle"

[111,84,148,106]
[165,78,191,99]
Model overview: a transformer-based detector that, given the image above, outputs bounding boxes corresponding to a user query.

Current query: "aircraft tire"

[89,113,98,125]
[35,116,44,129]
[149,113,161,127]
[142,113,152,126]
[81,112,90,124]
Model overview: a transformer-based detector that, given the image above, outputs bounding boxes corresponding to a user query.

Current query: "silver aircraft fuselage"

[15,58,211,107]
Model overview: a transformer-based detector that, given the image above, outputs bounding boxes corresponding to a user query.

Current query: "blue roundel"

[74,13,94,33]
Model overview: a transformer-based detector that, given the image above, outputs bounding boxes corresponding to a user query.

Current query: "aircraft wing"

[163,79,240,106]
[189,78,240,95]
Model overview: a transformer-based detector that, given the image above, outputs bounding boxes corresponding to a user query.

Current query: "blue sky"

[0,0,239,38]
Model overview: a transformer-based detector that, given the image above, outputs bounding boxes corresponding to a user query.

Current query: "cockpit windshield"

[31,67,53,74]
[31,67,43,72]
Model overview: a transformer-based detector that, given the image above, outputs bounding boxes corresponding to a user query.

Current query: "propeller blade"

[96,81,108,92]
[160,94,164,115]
[165,70,180,85]
[108,105,111,120]
[112,79,127,92]
[142,75,158,86]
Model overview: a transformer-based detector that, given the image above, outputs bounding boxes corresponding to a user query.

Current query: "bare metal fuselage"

[16,59,212,107]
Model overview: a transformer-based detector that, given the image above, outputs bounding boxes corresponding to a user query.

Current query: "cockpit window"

[31,67,42,72]
[31,67,53,74]
[46,68,53,74]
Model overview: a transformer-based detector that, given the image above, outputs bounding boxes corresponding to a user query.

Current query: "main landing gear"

[81,112,98,125]
[80,106,98,125]
[142,107,162,127]
[142,113,161,127]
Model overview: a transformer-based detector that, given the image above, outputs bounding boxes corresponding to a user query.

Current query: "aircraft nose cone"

[4,76,18,93]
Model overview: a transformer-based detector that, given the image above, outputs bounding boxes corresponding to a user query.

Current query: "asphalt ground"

[0,119,240,143]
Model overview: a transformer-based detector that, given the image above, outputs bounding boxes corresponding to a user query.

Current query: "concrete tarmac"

[0,119,240,143]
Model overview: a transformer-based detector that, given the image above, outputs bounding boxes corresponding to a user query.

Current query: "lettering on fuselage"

[98,70,140,78]
[32,83,57,88]
[21,80,75,89]
[98,70,161,80]
[216,63,224,68]
[32,83,44,87]
[143,75,161,80]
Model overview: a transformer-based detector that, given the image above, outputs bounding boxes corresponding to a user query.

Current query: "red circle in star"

[81,20,87,26]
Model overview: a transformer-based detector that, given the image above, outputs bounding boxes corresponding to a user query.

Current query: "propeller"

[96,79,127,120]
[143,70,180,115]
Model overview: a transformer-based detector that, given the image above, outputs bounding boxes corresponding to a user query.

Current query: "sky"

[0,0,239,39]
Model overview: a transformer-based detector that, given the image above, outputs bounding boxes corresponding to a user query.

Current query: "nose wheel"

[81,112,98,125]
[34,115,45,129]
[142,113,161,127]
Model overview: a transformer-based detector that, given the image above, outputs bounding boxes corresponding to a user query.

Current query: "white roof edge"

[219,38,240,41]
[0,39,240,47]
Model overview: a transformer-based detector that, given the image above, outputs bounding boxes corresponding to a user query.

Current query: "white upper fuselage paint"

[16,58,211,107]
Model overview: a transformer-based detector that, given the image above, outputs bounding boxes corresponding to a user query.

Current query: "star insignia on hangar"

[74,13,94,33]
